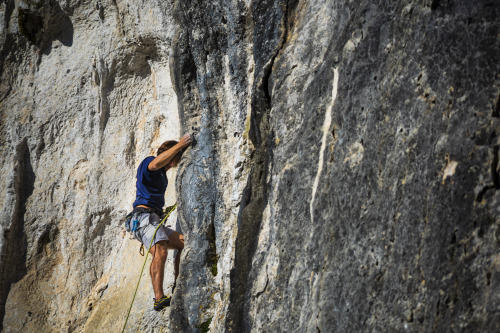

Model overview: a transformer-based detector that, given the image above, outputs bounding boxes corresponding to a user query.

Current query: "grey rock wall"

[0,0,499,332]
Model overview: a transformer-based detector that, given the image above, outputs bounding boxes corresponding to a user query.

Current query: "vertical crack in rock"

[169,29,198,129]
[0,139,35,330]
[493,93,500,118]
[166,6,214,328]
[247,0,288,147]
[226,0,294,331]
[206,204,218,276]
[260,0,289,108]
[97,58,112,139]
[3,0,15,30]
[226,155,267,332]
[475,145,500,202]
[310,67,339,223]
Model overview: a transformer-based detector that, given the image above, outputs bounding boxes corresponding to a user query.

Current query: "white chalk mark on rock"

[310,67,339,223]
[442,159,458,184]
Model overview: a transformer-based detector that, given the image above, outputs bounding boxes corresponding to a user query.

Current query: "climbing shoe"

[153,295,171,311]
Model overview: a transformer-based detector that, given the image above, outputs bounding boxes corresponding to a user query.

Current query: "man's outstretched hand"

[179,133,193,148]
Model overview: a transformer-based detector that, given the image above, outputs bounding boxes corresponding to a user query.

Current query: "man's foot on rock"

[153,295,171,311]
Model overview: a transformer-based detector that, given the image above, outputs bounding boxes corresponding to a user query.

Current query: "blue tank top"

[133,156,168,210]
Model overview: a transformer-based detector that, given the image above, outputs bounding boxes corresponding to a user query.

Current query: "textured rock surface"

[1,0,499,332]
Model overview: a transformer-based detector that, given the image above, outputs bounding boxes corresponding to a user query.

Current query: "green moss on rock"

[195,318,212,333]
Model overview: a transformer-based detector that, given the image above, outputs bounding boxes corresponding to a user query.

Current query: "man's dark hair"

[157,140,184,166]
[157,140,178,156]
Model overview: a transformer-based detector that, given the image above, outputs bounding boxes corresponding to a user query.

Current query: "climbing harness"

[121,203,178,333]
[124,212,134,232]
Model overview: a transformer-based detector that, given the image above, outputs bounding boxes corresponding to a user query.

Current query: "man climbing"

[131,133,192,311]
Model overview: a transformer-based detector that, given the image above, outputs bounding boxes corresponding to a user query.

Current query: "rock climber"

[131,133,192,311]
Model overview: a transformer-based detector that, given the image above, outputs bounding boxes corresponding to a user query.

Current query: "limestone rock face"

[1,0,499,332]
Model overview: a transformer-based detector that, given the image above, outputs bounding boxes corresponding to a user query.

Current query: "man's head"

[157,140,184,169]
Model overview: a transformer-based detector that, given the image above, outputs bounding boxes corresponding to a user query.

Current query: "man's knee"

[167,232,184,251]
[178,234,185,250]
[150,241,168,259]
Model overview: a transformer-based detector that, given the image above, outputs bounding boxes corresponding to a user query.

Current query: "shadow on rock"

[17,0,74,57]
[0,139,34,331]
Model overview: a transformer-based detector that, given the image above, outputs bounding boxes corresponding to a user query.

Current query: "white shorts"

[132,212,175,250]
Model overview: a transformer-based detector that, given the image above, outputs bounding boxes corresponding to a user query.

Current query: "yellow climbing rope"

[121,203,178,333]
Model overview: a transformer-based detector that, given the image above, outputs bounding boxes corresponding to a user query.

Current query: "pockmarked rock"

[0,0,499,332]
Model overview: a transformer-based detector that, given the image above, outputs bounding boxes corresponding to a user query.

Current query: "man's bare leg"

[166,232,184,290]
[149,240,168,300]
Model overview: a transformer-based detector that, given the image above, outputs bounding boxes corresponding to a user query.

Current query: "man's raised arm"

[148,134,192,171]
